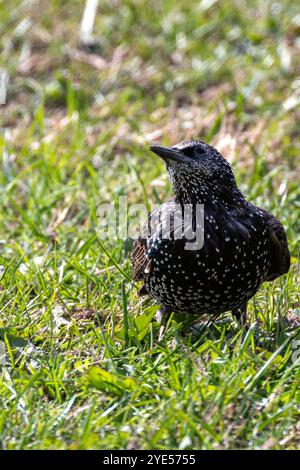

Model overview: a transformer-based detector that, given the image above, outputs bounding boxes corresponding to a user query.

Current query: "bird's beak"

[150,145,191,164]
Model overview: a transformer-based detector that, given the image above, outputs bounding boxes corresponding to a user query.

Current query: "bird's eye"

[182,145,206,158]
[182,147,197,158]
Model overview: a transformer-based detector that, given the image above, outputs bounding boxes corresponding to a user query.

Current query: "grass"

[0,0,300,450]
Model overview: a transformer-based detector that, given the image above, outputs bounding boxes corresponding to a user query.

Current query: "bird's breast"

[144,208,271,314]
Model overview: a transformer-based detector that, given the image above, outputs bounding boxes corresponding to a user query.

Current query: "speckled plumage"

[131,140,290,327]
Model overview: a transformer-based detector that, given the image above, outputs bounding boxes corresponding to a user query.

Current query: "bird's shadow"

[161,313,299,352]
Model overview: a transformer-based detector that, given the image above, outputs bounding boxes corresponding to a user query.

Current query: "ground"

[0,0,299,450]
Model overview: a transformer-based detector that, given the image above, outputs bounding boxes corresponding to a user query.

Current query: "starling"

[131,140,290,338]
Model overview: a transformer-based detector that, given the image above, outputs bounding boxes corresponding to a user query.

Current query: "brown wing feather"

[130,237,149,281]
[130,200,176,289]
[260,208,290,281]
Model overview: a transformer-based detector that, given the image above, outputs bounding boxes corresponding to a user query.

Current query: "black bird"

[131,140,290,338]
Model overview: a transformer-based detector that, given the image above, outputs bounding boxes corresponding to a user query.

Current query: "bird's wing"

[262,209,290,281]
[130,199,180,283]
[131,236,149,281]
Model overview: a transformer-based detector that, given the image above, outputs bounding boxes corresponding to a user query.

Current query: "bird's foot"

[155,307,171,341]
[232,303,248,327]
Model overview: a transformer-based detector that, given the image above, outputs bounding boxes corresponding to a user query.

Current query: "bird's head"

[150,140,239,204]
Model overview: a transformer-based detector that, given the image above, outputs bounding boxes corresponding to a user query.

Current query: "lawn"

[0,0,299,450]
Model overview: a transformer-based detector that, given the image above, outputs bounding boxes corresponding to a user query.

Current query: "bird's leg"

[232,302,247,326]
[155,306,171,341]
